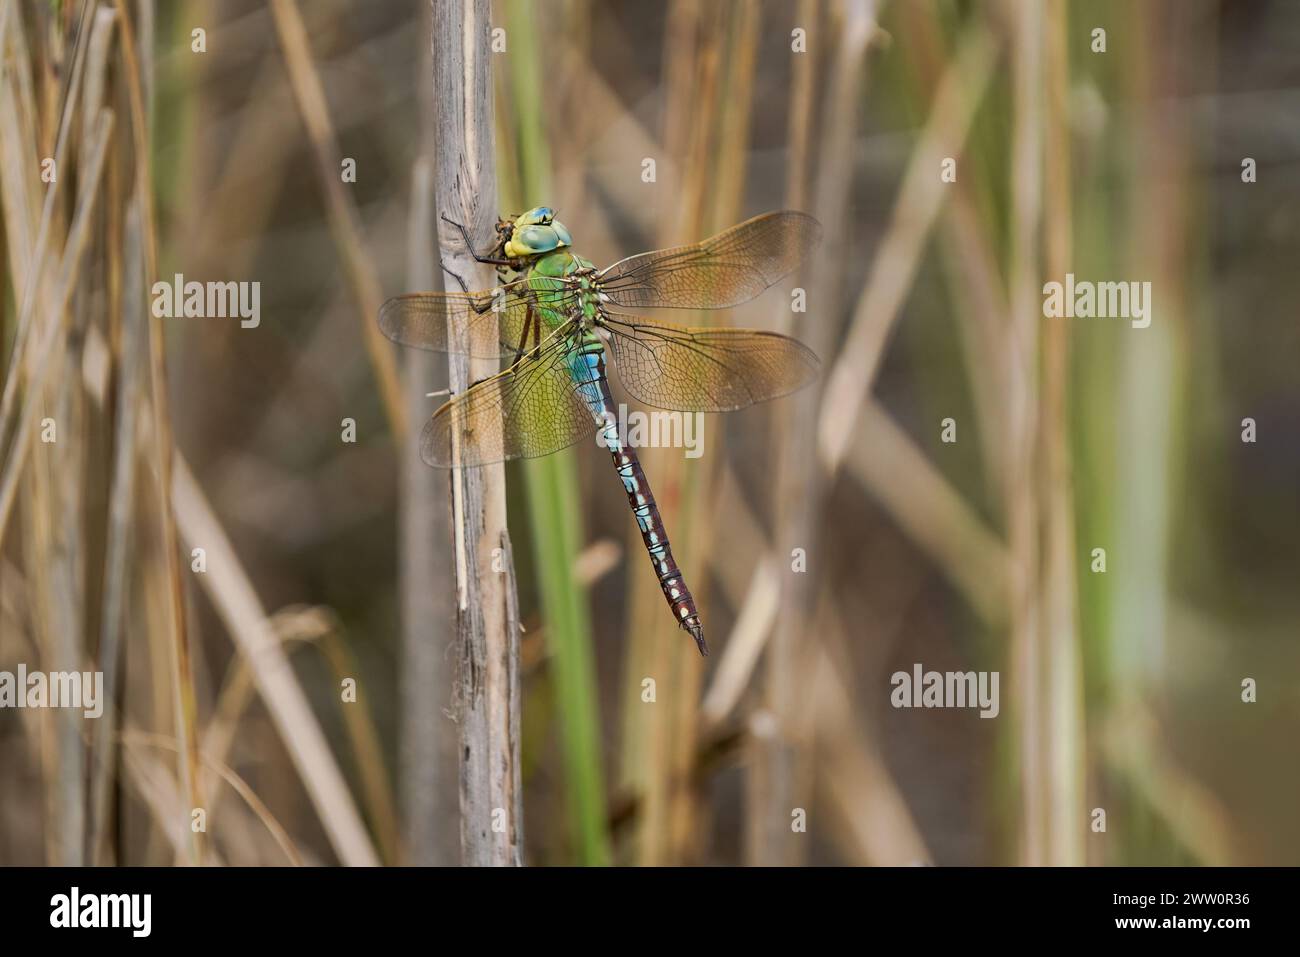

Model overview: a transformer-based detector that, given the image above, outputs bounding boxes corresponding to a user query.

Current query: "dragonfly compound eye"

[514,206,556,227]
[505,224,569,257]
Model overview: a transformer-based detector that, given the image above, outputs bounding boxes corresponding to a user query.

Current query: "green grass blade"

[499,0,610,866]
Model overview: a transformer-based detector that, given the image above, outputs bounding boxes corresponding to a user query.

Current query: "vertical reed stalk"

[430,0,523,866]
[617,0,718,866]
[753,0,878,867]
[90,189,147,866]
[111,0,205,866]
[1104,0,1197,859]
[613,0,763,865]
[269,0,406,439]
[662,0,761,863]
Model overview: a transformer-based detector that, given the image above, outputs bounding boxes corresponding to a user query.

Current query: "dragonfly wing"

[595,210,822,311]
[379,279,574,359]
[420,328,597,467]
[602,313,821,413]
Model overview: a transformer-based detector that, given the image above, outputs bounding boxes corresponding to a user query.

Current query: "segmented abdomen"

[569,338,706,654]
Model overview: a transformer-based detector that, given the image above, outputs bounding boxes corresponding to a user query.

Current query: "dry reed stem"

[712,466,768,599]
[171,453,380,866]
[667,0,762,864]
[198,605,399,863]
[0,57,105,546]
[111,0,207,865]
[119,732,216,863]
[0,1,91,454]
[900,3,1013,495]
[573,538,622,587]
[122,728,305,866]
[699,556,780,728]
[753,0,879,868]
[696,463,773,733]
[705,0,818,798]
[185,55,292,270]
[429,0,522,866]
[816,22,998,474]
[937,187,1013,494]
[782,0,818,213]
[619,0,751,866]
[0,108,113,540]
[617,2,709,822]
[310,620,402,863]
[84,5,135,866]
[199,607,335,788]
[88,198,144,862]
[268,0,406,438]
[24,400,64,863]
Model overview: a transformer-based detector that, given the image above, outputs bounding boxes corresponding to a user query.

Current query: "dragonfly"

[378,207,822,656]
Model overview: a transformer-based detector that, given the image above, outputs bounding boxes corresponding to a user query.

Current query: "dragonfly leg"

[529,309,546,359]
[509,306,537,369]
[436,258,501,321]
[440,214,516,268]
[439,256,472,294]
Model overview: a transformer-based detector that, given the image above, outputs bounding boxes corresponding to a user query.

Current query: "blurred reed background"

[1,0,1298,865]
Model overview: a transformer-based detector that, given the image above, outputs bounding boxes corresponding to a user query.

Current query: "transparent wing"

[379,278,578,359]
[420,325,597,467]
[601,312,820,412]
[595,211,822,311]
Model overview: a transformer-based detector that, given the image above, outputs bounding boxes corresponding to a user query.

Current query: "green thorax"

[526,250,599,331]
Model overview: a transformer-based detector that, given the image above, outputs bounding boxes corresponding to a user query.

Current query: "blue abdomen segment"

[569,340,707,655]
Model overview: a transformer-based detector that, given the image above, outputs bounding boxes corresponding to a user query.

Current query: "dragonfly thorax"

[526,250,604,331]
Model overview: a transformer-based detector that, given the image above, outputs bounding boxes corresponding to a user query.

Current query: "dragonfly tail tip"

[686,621,708,657]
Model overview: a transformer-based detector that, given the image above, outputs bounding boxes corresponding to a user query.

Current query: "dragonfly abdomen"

[569,342,708,656]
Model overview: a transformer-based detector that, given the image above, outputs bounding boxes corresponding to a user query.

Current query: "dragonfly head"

[502,206,573,259]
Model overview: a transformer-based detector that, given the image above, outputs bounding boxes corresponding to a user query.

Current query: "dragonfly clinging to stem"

[379,207,822,656]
